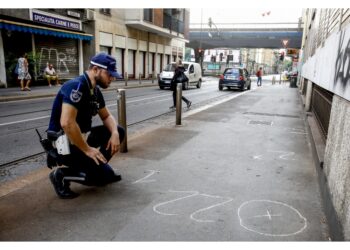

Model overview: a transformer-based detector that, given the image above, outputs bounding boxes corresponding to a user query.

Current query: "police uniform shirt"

[48,72,106,133]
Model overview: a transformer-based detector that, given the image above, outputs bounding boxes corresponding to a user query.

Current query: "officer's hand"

[85,146,107,165]
[106,131,120,156]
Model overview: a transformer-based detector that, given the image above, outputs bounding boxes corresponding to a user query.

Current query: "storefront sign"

[32,11,81,31]
[67,10,81,18]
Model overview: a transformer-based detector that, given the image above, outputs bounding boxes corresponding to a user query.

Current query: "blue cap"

[90,52,122,79]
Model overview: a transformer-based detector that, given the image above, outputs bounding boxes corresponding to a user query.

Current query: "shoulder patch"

[70,89,83,103]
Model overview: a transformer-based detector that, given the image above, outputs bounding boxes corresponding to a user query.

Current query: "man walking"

[256,67,263,87]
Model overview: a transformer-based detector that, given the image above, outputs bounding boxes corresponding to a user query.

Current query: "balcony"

[124,9,188,42]
[163,13,184,34]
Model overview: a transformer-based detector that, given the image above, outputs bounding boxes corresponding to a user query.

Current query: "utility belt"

[47,130,89,155]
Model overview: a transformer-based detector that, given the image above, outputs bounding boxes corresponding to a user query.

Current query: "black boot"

[49,168,79,199]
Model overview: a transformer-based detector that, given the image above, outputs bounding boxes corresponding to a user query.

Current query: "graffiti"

[38,46,78,77]
[334,30,350,89]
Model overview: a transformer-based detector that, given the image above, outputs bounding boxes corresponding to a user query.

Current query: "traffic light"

[279,51,285,61]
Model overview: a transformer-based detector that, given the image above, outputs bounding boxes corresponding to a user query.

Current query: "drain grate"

[243,111,300,119]
[248,120,273,126]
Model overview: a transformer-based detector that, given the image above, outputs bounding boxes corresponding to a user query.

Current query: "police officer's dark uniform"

[47,53,125,199]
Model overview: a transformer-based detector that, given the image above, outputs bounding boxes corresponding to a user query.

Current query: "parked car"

[218,67,251,91]
[158,62,202,90]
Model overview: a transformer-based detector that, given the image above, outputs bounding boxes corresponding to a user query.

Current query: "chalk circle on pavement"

[237,199,307,237]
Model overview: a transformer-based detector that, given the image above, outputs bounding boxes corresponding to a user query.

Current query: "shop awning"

[0,19,93,41]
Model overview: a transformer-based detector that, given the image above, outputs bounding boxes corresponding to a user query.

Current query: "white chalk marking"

[252,155,263,160]
[237,199,307,237]
[190,194,234,223]
[153,190,199,216]
[252,209,281,220]
[132,170,160,184]
[269,150,296,160]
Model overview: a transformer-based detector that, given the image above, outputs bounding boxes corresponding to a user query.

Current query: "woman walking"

[17,53,32,91]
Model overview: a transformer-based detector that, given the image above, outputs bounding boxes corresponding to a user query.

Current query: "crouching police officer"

[47,52,124,199]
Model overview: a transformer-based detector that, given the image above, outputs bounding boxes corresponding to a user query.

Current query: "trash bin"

[290,76,297,88]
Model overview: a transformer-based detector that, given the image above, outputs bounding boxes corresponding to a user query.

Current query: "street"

[0,76,251,183]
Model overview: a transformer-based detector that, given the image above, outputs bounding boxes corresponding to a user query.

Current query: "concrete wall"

[323,95,350,240]
[300,9,350,239]
[301,23,350,102]
[0,9,30,20]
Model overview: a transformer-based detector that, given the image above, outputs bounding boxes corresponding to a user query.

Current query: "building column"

[305,79,313,112]
[31,34,38,80]
[78,39,83,75]
[0,30,7,87]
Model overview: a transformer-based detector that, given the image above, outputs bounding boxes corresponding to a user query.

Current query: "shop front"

[0,10,92,87]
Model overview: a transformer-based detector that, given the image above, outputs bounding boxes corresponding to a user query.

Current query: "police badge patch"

[70,89,83,103]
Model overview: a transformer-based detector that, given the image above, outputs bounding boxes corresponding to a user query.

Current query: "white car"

[158,62,202,90]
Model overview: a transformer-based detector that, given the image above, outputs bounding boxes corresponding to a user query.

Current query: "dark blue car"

[218,67,251,91]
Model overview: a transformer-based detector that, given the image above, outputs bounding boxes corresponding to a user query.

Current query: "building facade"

[0,8,189,87]
[300,8,350,240]
[0,9,92,87]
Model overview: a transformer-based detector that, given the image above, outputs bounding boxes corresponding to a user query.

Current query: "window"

[224,68,240,75]
[100,9,111,15]
[144,9,153,22]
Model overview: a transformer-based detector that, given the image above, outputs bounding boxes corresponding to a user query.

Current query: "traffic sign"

[281,39,289,48]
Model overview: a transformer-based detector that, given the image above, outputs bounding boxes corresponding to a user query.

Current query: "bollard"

[279,72,282,85]
[176,82,182,125]
[117,89,128,153]
[272,76,276,85]
[139,73,142,84]
[151,71,154,84]
[124,72,128,86]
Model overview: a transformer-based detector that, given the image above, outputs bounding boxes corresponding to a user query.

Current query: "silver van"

[158,62,202,90]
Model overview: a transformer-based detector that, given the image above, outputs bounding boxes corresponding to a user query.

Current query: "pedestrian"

[17,53,31,91]
[169,60,192,110]
[44,63,60,87]
[46,52,125,199]
[256,67,263,87]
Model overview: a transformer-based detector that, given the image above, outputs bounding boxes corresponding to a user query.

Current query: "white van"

[158,62,202,90]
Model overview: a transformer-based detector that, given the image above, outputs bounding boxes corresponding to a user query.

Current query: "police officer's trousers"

[58,125,125,186]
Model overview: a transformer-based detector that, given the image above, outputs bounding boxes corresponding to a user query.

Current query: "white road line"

[0,115,50,127]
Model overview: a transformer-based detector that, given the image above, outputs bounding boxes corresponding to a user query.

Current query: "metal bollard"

[279,72,282,85]
[139,73,142,84]
[176,82,182,125]
[117,89,128,153]
[152,71,156,84]
[124,72,128,86]
[272,76,276,85]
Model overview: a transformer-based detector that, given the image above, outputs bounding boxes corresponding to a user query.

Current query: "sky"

[0,0,347,9]
[189,8,303,24]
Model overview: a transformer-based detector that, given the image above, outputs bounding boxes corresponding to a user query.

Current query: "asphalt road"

[0,77,247,182]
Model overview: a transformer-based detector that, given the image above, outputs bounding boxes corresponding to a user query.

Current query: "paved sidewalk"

[0,79,158,102]
[0,83,330,241]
